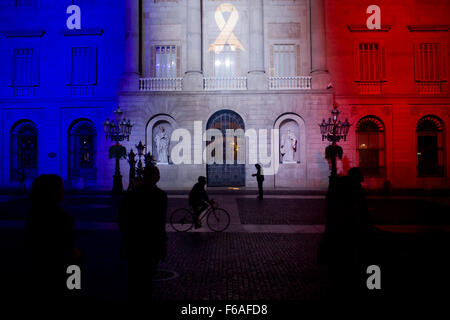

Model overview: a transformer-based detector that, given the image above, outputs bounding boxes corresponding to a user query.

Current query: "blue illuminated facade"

[0,1,124,189]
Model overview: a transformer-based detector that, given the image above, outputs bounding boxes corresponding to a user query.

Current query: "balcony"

[268,76,312,90]
[204,77,247,91]
[139,78,183,91]
[417,81,442,95]
[11,85,36,97]
[357,81,383,95]
[70,85,95,97]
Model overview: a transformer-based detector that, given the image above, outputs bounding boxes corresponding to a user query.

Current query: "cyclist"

[189,176,213,229]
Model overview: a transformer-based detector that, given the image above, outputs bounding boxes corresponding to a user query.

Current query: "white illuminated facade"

[119,0,334,189]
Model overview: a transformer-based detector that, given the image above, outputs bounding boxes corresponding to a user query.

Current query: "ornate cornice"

[408,25,450,32]
[347,25,392,32]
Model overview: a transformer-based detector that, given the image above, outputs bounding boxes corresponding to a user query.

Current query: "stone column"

[183,0,203,91]
[247,0,267,90]
[310,0,331,90]
[120,0,140,91]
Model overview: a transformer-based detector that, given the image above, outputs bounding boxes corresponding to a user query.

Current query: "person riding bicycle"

[189,176,213,229]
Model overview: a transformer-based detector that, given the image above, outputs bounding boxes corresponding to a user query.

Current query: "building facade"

[1,0,449,190]
[0,0,124,189]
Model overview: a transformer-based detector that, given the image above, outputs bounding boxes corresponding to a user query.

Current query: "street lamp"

[319,106,351,179]
[104,107,133,194]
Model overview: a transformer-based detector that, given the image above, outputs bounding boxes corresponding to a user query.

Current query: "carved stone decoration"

[153,124,170,164]
[279,119,299,163]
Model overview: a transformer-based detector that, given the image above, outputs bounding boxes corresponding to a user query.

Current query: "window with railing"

[12,48,39,96]
[142,45,182,91]
[356,42,386,94]
[70,47,97,97]
[356,116,385,177]
[416,115,445,177]
[414,43,447,94]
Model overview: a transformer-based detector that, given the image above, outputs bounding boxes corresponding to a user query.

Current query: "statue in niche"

[280,129,297,163]
[154,125,169,163]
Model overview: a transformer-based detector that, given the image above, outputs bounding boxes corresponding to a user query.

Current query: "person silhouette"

[189,176,213,229]
[252,164,264,200]
[319,167,374,299]
[119,165,168,300]
[24,174,80,301]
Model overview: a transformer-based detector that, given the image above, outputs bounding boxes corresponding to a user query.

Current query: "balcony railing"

[11,85,36,97]
[70,85,95,97]
[357,81,382,95]
[417,81,442,95]
[204,77,247,91]
[268,76,312,90]
[139,77,183,91]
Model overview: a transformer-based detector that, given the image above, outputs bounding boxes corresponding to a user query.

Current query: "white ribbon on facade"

[209,3,245,54]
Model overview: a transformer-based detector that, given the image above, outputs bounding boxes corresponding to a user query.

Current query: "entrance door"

[206,110,245,187]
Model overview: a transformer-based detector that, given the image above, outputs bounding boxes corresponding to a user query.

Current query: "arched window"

[416,115,445,176]
[356,116,385,177]
[10,120,38,181]
[68,119,97,181]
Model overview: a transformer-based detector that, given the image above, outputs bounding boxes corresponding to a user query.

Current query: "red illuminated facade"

[325,0,450,189]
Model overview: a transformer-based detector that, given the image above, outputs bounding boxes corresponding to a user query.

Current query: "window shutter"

[413,43,422,81]
[32,48,40,85]
[150,45,156,77]
[269,45,274,76]
[176,45,181,77]
[89,47,98,84]
[295,44,300,76]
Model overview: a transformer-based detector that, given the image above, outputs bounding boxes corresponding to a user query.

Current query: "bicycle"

[170,200,231,232]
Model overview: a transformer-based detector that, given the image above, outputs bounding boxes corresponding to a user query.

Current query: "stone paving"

[1,192,450,303]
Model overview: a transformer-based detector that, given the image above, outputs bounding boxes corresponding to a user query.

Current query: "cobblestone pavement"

[1,192,450,303]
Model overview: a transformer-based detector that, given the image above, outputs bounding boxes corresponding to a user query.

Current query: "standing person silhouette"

[252,164,264,199]
[188,176,212,229]
[119,165,168,300]
[25,174,81,301]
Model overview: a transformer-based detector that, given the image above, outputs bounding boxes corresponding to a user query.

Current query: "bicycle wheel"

[170,208,194,232]
[207,208,230,232]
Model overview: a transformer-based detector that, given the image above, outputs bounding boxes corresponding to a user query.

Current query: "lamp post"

[104,107,133,194]
[319,106,351,180]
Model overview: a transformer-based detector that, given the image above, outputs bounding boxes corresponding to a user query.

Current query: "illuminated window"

[272,44,296,77]
[69,119,97,181]
[416,115,444,176]
[10,120,38,182]
[356,116,385,177]
[153,45,179,78]
[414,43,446,94]
[214,45,236,77]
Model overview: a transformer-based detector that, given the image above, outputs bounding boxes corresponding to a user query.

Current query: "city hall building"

[1,0,449,190]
